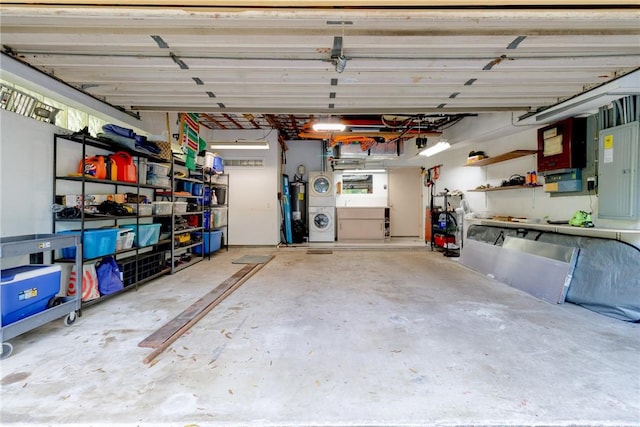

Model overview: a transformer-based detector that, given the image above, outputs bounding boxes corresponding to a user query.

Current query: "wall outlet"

[587,177,596,191]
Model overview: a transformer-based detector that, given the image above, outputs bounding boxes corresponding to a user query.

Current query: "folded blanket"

[102,124,135,139]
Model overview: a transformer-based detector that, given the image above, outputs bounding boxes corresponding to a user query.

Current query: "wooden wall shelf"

[465,149,537,167]
[468,184,542,192]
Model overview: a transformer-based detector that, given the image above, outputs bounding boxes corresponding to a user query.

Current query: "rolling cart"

[1,233,82,359]
[430,192,462,257]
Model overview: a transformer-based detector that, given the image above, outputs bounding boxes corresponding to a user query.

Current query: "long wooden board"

[138,264,256,349]
[142,263,265,364]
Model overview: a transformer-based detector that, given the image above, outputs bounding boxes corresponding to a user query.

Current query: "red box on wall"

[537,117,587,172]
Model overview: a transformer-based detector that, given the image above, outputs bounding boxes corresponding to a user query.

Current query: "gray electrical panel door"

[598,121,640,219]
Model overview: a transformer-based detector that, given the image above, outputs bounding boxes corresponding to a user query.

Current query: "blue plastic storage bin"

[203,211,211,230]
[1,265,61,325]
[197,187,211,206]
[121,224,161,247]
[59,228,118,259]
[192,183,204,197]
[213,156,224,173]
[192,230,222,255]
[178,181,193,193]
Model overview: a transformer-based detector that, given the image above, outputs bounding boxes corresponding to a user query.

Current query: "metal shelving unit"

[207,173,229,253]
[52,133,172,306]
[1,233,82,359]
[164,159,205,273]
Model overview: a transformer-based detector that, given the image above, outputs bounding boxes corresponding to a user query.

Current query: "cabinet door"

[338,219,385,240]
[598,122,640,220]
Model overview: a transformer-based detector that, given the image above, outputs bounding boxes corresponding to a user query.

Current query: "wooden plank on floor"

[142,264,266,365]
[138,264,256,348]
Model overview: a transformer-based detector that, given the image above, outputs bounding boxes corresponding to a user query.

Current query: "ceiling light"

[312,122,346,132]
[419,140,451,157]
[209,140,270,150]
[342,169,386,173]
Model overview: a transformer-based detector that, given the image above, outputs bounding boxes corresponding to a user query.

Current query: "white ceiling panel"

[1,4,639,134]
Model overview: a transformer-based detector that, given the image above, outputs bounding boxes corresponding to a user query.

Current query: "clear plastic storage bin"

[121,224,161,247]
[212,207,228,227]
[147,163,171,177]
[116,228,135,251]
[125,203,152,216]
[147,174,171,188]
[152,201,172,215]
[174,202,188,214]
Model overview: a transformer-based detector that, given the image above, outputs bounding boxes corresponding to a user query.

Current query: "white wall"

[0,108,280,248]
[424,120,640,246]
[334,171,389,208]
[283,140,324,182]
[426,128,594,220]
[203,129,280,246]
[4,101,636,248]
[0,110,60,237]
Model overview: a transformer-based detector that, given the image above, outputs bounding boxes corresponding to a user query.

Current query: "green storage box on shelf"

[59,228,118,259]
[192,230,222,255]
[121,224,161,247]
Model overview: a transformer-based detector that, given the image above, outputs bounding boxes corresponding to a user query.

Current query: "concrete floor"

[1,246,639,427]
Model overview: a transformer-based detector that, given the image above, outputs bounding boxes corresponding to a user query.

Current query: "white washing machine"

[309,171,335,207]
[308,206,335,242]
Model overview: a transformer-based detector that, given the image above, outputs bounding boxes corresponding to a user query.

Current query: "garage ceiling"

[1,4,639,139]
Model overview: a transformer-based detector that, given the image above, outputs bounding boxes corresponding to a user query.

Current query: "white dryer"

[308,206,335,242]
[309,171,335,207]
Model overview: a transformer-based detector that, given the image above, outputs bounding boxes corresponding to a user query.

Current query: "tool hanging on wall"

[422,164,442,187]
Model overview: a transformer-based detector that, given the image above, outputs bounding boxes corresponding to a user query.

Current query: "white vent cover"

[224,158,265,168]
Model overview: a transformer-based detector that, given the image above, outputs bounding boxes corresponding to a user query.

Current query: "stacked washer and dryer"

[308,171,336,242]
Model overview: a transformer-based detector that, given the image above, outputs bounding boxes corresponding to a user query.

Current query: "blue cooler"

[1,265,62,326]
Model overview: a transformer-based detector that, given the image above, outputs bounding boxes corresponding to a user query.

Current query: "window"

[342,174,373,194]
[0,79,142,136]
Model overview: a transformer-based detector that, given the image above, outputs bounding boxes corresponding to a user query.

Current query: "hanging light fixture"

[209,140,270,150]
[312,115,345,131]
[419,139,451,157]
[312,122,346,132]
[415,119,427,149]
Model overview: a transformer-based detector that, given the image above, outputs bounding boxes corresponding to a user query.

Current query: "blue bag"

[102,124,135,139]
[96,256,124,296]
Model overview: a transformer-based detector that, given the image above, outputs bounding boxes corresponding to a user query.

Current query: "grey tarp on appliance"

[466,225,640,322]
[459,238,578,304]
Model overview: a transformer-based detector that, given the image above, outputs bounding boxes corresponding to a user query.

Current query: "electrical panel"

[598,121,640,220]
[537,117,587,172]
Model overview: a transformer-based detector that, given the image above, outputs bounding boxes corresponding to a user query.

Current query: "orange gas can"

[109,151,137,182]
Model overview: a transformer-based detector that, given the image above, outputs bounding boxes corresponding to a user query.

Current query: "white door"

[388,167,422,237]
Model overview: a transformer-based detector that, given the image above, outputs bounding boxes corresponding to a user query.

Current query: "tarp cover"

[467,225,640,322]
